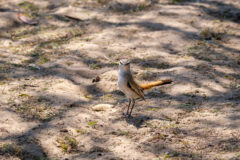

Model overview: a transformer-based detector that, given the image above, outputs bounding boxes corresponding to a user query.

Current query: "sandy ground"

[0,0,240,159]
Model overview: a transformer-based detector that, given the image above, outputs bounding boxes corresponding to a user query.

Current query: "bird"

[118,59,172,117]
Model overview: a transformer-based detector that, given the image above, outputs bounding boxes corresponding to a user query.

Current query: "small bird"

[118,59,172,117]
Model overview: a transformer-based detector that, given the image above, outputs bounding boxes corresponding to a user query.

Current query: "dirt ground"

[0,0,240,159]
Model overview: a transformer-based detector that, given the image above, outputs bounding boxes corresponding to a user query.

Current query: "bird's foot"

[127,114,133,118]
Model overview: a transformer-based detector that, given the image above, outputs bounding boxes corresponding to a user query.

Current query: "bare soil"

[0,0,240,160]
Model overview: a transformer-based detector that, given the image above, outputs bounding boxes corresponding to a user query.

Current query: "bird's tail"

[140,79,172,90]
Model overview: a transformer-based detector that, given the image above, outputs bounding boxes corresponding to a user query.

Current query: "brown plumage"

[118,59,173,117]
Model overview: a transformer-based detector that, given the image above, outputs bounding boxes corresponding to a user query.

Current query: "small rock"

[28,64,40,70]
[17,12,39,25]
[3,40,12,47]
[92,104,113,111]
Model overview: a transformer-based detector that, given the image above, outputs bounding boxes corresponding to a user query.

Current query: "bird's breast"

[118,72,126,91]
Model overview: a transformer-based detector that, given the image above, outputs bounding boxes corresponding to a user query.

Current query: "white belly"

[118,71,139,99]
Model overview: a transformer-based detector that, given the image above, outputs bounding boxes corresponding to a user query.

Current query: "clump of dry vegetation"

[18,1,39,12]
[10,95,57,121]
[89,63,102,69]
[199,27,226,40]
[186,40,218,61]
[0,143,23,157]
[108,1,154,13]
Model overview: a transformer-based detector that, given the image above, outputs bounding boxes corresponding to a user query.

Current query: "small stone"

[3,40,12,47]
[92,104,113,111]
[28,64,40,70]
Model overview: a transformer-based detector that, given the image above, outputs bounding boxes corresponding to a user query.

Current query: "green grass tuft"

[88,120,98,127]
[37,56,49,64]
[57,136,78,153]
[76,129,87,134]
[89,63,101,69]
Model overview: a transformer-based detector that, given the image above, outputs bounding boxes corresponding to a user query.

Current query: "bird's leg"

[128,99,135,117]
[126,98,131,115]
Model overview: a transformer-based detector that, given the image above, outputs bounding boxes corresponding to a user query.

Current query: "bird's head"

[119,59,131,72]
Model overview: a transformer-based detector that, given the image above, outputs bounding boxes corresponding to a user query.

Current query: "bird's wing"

[127,77,145,100]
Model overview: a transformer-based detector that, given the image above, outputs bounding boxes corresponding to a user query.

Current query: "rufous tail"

[140,79,172,90]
